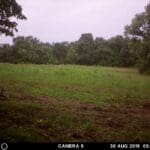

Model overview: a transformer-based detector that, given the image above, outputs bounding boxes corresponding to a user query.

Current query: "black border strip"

[1,143,150,150]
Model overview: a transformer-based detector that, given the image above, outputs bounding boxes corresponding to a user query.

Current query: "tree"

[52,42,68,64]
[108,35,135,67]
[0,0,26,36]
[10,36,53,64]
[108,35,126,65]
[119,47,135,67]
[124,2,150,74]
[66,42,77,64]
[76,33,95,64]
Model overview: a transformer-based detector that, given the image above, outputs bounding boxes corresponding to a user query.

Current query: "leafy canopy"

[0,0,26,36]
[124,2,150,74]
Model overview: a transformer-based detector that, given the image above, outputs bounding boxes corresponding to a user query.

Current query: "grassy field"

[0,63,150,142]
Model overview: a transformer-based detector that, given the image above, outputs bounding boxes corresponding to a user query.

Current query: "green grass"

[0,63,150,142]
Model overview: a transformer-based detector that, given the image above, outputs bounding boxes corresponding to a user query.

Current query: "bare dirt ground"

[36,96,150,141]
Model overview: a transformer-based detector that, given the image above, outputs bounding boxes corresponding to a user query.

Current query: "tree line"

[0,1,150,74]
[0,34,136,66]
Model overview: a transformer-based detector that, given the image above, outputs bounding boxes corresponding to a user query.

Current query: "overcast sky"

[0,0,149,44]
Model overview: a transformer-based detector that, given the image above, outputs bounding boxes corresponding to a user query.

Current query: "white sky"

[0,0,149,44]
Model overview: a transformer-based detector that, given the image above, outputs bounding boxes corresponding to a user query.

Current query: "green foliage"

[125,2,150,74]
[52,42,68,64]
[0,0,26,36]
[0,34,137,67]
[138,39,150,74]
[108,35,135,66]
[0,36,54,64]
[76,33,95,65]
[66,47,77,64]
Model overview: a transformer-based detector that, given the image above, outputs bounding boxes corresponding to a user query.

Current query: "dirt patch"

[38,96,50,104]
[142,101,150,109]
[36,96,150,132]
[23,94,150,131]
[10,93,150,141]
[81,102,148,131]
